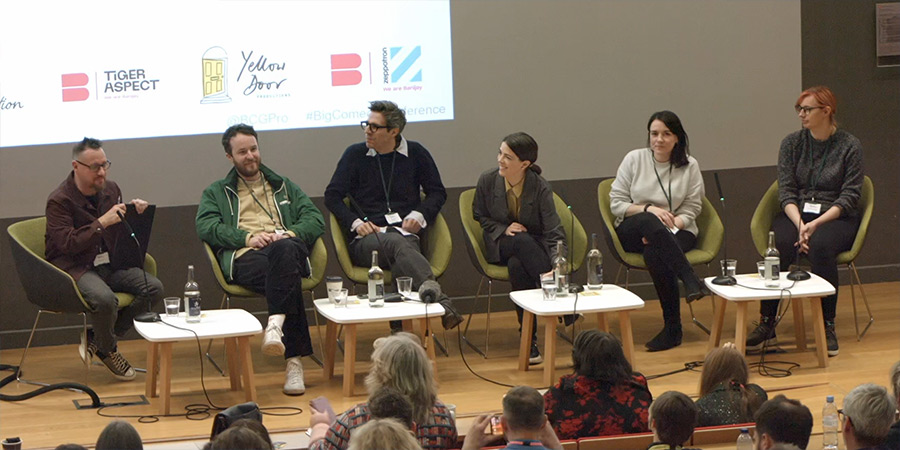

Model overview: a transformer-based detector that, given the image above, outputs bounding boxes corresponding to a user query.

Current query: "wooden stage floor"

[1,281,897,449]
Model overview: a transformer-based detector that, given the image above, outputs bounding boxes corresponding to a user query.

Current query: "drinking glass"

[396,276,413,299]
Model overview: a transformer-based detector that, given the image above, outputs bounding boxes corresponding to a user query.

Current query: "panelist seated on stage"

[695,342,767,427]
[307,332,457,450]
[196,123,325,396]
[609,110,710,352]
[543,330,651,440]
[747,85,864,358]
[45,137,164,382]
[323,100,462,331]
[473,131,567,366]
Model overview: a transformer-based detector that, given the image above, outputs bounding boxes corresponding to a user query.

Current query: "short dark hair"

[369,386,415,429]
[572,330,633,384]
[646,110,690,168]
[54,445,88,450]
[502,386,545,431]
[228,418,272,449]
[95,420,143,450]
[210,426,269,450]
[221,123,258,155]
[369,100,406,135]
[650,391,698,446]
[754,395,813,449]
[73,137,103,159]
[502,132,542,175]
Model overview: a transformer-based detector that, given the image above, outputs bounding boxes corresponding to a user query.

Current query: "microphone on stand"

[711,173,736,286]
[118,210,160,323]
[787,220,811,281]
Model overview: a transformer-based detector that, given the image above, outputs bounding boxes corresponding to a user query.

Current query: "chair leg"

[462,276,489,358]
[16,311,47,386]
[687,263,711,335]
[849,262,874,340]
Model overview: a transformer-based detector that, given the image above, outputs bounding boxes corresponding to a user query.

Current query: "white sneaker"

[283,356,305,395]
[262,323,285,356]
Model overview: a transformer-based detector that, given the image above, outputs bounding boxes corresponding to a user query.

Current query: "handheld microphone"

[711,173,737,286]
[118,209,160,323]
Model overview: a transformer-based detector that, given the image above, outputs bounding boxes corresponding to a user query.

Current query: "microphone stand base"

[787,270,811,281]
[711,276,736,286]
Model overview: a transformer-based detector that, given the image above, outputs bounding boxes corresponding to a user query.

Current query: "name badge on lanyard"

[385,212,402,225]
[803,201,822,214]
[94,252,110,266]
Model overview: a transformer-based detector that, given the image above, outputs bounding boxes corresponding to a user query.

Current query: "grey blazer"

[473,168,566,264]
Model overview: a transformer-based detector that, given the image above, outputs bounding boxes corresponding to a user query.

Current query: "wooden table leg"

[225,337,241,391]
[518,311,535,371]
[159,342,173,415]
[618,311,635,368]
[237,336,257,402]
[792,298,806,351]
[324,321,337,380]
[596,312,609,332]
[543,316,557,387]
[342,324,358,397]
[735,301,748,355]
[146,342,158,398]
[401,319,413,332]
[809,298,828,368]
[707,296,727,352]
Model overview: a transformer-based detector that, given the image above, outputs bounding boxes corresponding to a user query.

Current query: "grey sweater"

[777,128,863,217]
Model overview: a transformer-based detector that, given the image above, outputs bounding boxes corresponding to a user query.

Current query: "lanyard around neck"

[652,160,673,211]
[240,175,277,224]
[376,151,398,213]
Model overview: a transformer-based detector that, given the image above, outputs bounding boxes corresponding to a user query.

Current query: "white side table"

[509,285,645,386]
[134,309,262,414]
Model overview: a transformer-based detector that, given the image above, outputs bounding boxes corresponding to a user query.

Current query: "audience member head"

[572,330,632,384]
[842,383,896,450]
[209,426,270,450]
[368,386,415,429]
[228,418,272,449]
[753,395,812,450]
[648,391,698,447]
[502,386,547,436]
[365,332,436,425]
[699,344,763,421]
[54,445,88,450]
[368,100,406,135]
[890,360,900,405]
[646,110,690,168]
[221,123,258,155]
[796,85,837,126]
[501,131,541,175]
[95,420,143,450]
[72,137,103,159]
[347,418,420,450]
[767,444,802,450]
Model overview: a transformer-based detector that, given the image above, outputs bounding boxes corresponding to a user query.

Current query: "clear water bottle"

[823,395,839,450]
[367,250,384,307]
[736,427,753,450]
[764,231,780,287]
[586,233,603,290]
[184,264,201,323]
[552,240,569,296]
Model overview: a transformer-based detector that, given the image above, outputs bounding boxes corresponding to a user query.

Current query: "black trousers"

[232,238,313,359]
[760,212,859,322]
[498,232,552,343]
[616,213,697,325]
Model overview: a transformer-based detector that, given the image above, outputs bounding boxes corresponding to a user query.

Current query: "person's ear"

[71,160,78,171]
[226,152,234,163]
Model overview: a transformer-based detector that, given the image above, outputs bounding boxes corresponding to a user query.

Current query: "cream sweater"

[610,148,705,236]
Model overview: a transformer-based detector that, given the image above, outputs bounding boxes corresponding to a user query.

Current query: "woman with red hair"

[746,86,864,357]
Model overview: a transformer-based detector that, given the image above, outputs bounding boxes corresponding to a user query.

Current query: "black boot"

[684,273,712,304]
[645,323,683,352]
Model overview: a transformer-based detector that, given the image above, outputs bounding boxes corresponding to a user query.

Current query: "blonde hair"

[364,332,437,425]
[347,418,420,450]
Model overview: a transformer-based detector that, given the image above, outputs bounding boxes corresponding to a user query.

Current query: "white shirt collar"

[366,136,408,157]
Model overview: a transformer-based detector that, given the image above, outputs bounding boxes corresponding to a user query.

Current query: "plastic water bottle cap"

[740,428,749,433]
[826,395,834,402]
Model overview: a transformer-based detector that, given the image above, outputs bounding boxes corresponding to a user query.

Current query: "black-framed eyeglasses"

[795,105,825,114]
[75,159,112,172]
[360,121,391,132]
[838,409,848,423]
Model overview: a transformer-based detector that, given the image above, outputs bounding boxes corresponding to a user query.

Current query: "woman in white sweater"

[610,110,710,351]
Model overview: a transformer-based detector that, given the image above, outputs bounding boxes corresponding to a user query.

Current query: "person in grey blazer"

[473,132,566,365]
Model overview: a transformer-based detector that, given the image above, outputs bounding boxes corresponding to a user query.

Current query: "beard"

[235,159,260,179]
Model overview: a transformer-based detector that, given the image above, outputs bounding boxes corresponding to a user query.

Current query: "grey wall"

[1,0,897,350]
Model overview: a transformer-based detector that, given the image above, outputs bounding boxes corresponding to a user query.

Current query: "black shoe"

[746,316,777,350]
[559,313,584,327]
[825,321,839,356]
[645,324,682,352]
[439,297,464,330]
[686,284,712,304]
[528,343,543,365]
[97,351,136,381]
